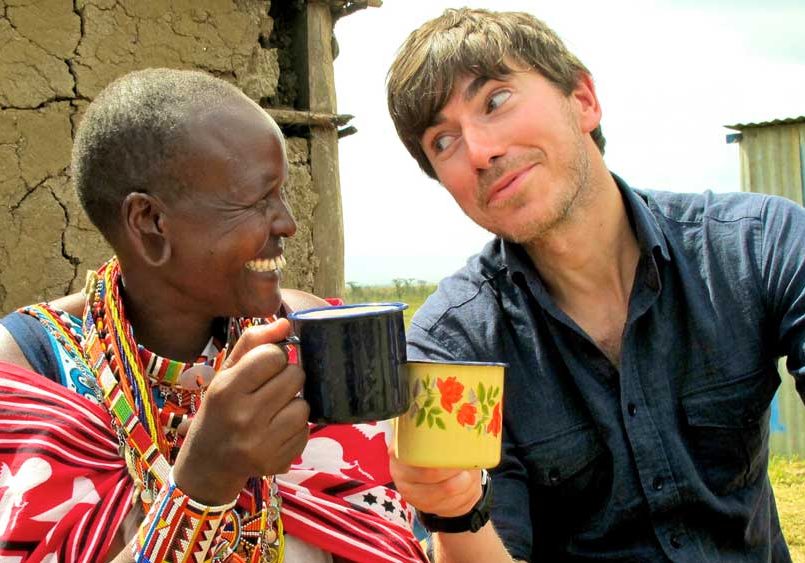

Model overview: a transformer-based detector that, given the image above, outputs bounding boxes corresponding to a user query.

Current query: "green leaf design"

[478,383,486,404]
[416,409,426,427]
[430,407,442,416]
[434,417,446,430]
[488,387,500,405]
[427,412,434,428]
[481,403,489,416]
[424,396,434,408]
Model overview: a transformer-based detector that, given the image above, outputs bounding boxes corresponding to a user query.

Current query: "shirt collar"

[500,173,670,278]
[614,173,670,262]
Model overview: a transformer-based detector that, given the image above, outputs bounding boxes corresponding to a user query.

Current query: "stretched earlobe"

[122,192,172,267]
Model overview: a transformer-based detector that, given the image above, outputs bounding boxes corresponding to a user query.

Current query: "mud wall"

[0,0,322,314]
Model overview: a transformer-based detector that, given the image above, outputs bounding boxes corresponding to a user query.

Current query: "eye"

[486,90,511,113]
[250,191,275,212]
[432,133,457,154]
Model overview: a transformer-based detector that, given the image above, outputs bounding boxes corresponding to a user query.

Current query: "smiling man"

[0,69,425,563]
[386,8,805,563]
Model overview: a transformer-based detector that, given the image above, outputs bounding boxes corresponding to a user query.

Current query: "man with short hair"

[386,8,804,563]
[0,68,426,563]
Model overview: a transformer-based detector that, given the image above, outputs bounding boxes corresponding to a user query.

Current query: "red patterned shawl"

[0,362,427,562]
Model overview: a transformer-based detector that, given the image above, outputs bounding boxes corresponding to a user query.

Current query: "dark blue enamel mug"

[287,302,409,423]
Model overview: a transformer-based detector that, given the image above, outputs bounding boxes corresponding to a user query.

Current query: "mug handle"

[277,335,301,366]
[277,335,301,347]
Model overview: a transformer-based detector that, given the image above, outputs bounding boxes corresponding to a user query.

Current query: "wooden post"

[306,1,345,299]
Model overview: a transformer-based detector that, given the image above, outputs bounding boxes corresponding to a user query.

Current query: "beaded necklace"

[75,258,283,562]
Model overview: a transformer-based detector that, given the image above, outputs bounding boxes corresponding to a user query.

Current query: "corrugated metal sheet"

[771,359,805,458]
[725,115,805,130]
[733,118,805,457]
[736,121,804,203]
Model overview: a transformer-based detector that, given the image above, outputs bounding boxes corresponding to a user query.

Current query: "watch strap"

[417,470,492,534]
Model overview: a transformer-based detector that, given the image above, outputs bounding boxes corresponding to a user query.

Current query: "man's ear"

[571,72,602,135]
[121,192,171,267]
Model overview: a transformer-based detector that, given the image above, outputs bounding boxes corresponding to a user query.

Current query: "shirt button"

[652,476,664,491]
[627,403,637,416]
[548,468,561,484]
[670,534,683,549]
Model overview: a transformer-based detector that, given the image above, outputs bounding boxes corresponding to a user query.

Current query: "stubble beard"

[500,131,591,245]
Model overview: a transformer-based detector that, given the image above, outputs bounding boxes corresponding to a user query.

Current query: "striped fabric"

[280,482,427,563]
[0,362,429,562]
[277,421,429,563]
[4,278,429,562]
[0,361,134,562]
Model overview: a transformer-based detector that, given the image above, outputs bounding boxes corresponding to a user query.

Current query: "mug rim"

[288,301,408,321]
[406,359,509,368]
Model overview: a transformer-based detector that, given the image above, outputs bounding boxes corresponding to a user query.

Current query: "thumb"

[221,317,292,369]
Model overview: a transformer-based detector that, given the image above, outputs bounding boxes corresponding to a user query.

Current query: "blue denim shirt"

[407,176,805,562]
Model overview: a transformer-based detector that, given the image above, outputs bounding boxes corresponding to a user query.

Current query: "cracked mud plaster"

[0,0,79,108]
[0,0,320,315]
[1,182,75,311]
[73,0,279,101]
[282,137,318,291]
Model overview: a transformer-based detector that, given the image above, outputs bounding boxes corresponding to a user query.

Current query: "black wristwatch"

[417,469,493,534]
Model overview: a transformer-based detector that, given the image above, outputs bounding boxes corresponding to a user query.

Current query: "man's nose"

[273,203,297,238]
[464,125,504,170]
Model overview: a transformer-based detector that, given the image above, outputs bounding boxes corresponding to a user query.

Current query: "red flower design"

[486,402,502,437]
[436,376,464,413]
[456,403,477,426]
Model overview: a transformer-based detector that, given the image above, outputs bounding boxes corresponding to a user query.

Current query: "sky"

[332,0,805,286]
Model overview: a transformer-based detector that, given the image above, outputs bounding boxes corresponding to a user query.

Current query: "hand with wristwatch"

[416,469,493,534]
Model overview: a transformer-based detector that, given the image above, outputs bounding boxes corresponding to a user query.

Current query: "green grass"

[343,281,435,328]
[347,284,805,560]
[769,456,805,562]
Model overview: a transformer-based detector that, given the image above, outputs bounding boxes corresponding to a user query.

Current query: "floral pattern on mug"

[456,403,477,426]
[410,376,502,436]
[409,375,447,429]
[455,381,502,437]
[436,376,464,413]
[486,402,502,438]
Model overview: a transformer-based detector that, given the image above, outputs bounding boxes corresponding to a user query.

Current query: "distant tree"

[391,278,404,299]
[346,281,364,301]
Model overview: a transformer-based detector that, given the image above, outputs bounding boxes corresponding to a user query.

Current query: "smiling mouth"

[487,163,536,205]
[245,254,287,273]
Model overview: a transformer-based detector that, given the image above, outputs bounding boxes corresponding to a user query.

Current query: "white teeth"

[245,254,286,272]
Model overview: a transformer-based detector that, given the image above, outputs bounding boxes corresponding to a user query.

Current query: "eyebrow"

[464,75,491,102]
[429,75,492,129]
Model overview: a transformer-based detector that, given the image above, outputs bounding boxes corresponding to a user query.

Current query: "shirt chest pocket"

[680,366,779,496]
[520,422,610,530]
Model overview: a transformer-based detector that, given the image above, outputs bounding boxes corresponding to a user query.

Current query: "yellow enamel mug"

[394,360,506,469]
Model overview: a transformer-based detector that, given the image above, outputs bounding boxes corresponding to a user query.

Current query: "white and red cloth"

[0,361,427,562]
